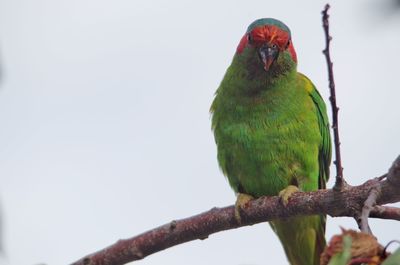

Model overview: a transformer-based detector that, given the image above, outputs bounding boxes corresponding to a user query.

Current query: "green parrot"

[211,18,331,265]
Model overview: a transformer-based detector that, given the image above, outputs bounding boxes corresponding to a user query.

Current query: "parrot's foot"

[278,185,300,206]
[234,193,254,223]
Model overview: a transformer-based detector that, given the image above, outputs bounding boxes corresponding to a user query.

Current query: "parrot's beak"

[258,45,279,72]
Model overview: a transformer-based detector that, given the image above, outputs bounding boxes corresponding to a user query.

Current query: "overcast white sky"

[0,0,399,264]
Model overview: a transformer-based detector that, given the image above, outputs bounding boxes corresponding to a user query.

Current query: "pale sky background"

[0,0,399,264]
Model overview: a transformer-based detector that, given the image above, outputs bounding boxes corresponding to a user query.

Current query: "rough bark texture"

[71,156,400,265]
[322,4,345,190]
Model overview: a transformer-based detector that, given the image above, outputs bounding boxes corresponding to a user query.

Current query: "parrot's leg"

[234,193,254,223]
[278,185,300,206]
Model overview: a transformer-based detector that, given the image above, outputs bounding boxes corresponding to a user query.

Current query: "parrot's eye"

[247,34,253,43]
[271,44,278,49]
[286,40,291,49]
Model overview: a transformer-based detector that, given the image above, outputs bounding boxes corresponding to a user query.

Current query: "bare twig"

[71,156,400,265]
[355,157,400,233]
[383,240,400,255]
[322,4,345,190]
[358,186,381,234]
[377,173,388,181]
[370,206,400,221]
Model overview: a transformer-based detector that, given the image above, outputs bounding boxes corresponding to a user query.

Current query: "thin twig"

[370,206,400,221]
[377,173,387,181]
[322,4,345,190]
[71,156,400,265]
[358,186,381,234]
[383,240,400,255]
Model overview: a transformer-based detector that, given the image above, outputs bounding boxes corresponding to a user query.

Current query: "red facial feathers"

[236,25,297,63]
[287,40,297,63]
[236,34,249,55]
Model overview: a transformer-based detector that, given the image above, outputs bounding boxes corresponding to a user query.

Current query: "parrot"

[210,18,331,265]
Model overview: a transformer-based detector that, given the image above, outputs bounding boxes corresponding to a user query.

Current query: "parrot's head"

[236,18,297,77]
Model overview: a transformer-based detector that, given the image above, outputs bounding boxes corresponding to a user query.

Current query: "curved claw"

[278,185,300,206]
[234,193,254,223]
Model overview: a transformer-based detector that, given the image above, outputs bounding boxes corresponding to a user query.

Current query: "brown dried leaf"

[321,228,385,265]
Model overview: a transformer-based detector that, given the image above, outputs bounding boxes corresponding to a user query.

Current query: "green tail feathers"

[270,215,326,265]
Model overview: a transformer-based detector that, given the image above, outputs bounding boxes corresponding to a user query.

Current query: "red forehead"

[236,25,297,62]
[249,25,290,49]
[235,24,296,63]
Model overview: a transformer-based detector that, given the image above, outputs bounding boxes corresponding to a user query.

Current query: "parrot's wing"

[298,73,332,263]
[299,73,332,189]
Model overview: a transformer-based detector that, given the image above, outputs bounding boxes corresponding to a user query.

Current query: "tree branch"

[322,4,345,190]
[370,206,400,221]
[358,186,381,234]
[71,156,400,265]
